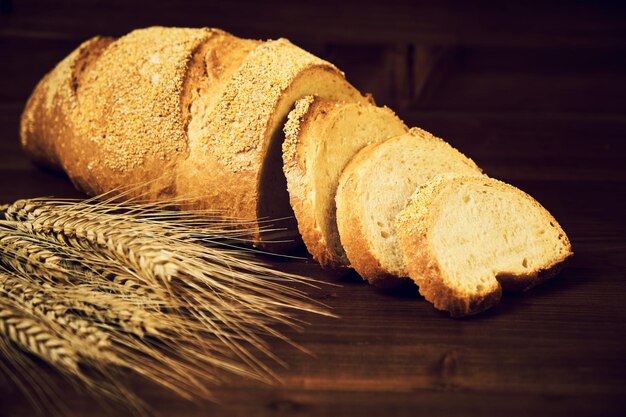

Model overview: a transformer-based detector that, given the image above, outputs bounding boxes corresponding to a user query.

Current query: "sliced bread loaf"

[396,175,573,317]
[282,96,408,269]
[335,128,482,287]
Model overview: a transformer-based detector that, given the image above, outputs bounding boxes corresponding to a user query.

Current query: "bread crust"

[20,36,115,171]
[21,27,362,250]
[22,27,222,201]
[397,175,573,317]
[283,97,406,269]
[178,40,362,248]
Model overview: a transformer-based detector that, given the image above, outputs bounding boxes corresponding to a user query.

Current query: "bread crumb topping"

[282,95,315,166]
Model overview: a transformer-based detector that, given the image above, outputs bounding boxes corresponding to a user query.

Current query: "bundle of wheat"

[0,197,331,413]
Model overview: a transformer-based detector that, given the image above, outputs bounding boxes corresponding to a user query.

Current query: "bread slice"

[282,96,408,269]
[396,175,573,317]
[335,128,482,287]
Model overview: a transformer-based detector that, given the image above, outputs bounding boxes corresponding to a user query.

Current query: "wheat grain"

[0,229,76,282]
[0,270,212,401]
[0,295,80,373]
[0,219,172,312]
[0,227,220,391]
[0,276,147,413]
[8,202,184,288]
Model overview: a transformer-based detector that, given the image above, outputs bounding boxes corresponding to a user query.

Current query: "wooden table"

[1,1,625,416]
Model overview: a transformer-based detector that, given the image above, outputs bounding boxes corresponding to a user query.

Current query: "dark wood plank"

[2,0,626,47]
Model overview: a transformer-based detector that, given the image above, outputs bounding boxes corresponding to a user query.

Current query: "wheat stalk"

[0,218,172,308]
[0,197,333,413]
[6,199,325,345]
[0,267,214,400]
[0,230,76,283]
[0,241,241,392]
[0,272,147,414]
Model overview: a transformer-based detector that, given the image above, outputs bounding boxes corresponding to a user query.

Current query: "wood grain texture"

[1,1,625,416]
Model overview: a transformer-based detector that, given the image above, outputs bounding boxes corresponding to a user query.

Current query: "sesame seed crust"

[20,36,114,169]
[282,95,315,168]
[75,27,214,174]
[175,36,362,245]
[196,39,337,171]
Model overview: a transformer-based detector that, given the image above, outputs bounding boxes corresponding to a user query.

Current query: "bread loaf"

[335,128,482,287]
[22,27,573,317]
[21,27,364,249]
[396,175,573,317]
[282,96,407,269]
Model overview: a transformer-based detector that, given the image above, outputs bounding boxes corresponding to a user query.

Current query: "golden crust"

[195,39,331,171]
[176,38,362,246]
[282,95,315,170]
[397,175,573,317]
[20,36,114,170]
[21,27,221,200]
[70,28,219,199]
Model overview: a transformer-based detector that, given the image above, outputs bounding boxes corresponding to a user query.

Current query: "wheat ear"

[1,197,334,410]
[7,200,330,369]
[0,290,80,373]
[0,220,272,379]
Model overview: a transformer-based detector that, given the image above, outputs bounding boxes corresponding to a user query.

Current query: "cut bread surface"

[335,128,482,287]
[283,96,408,269]
[396,175,573,317]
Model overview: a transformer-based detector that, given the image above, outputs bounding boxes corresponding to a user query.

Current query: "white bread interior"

[396,175,573,317]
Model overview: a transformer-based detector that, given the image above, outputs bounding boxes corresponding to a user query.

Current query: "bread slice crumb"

[396,174,573,317]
